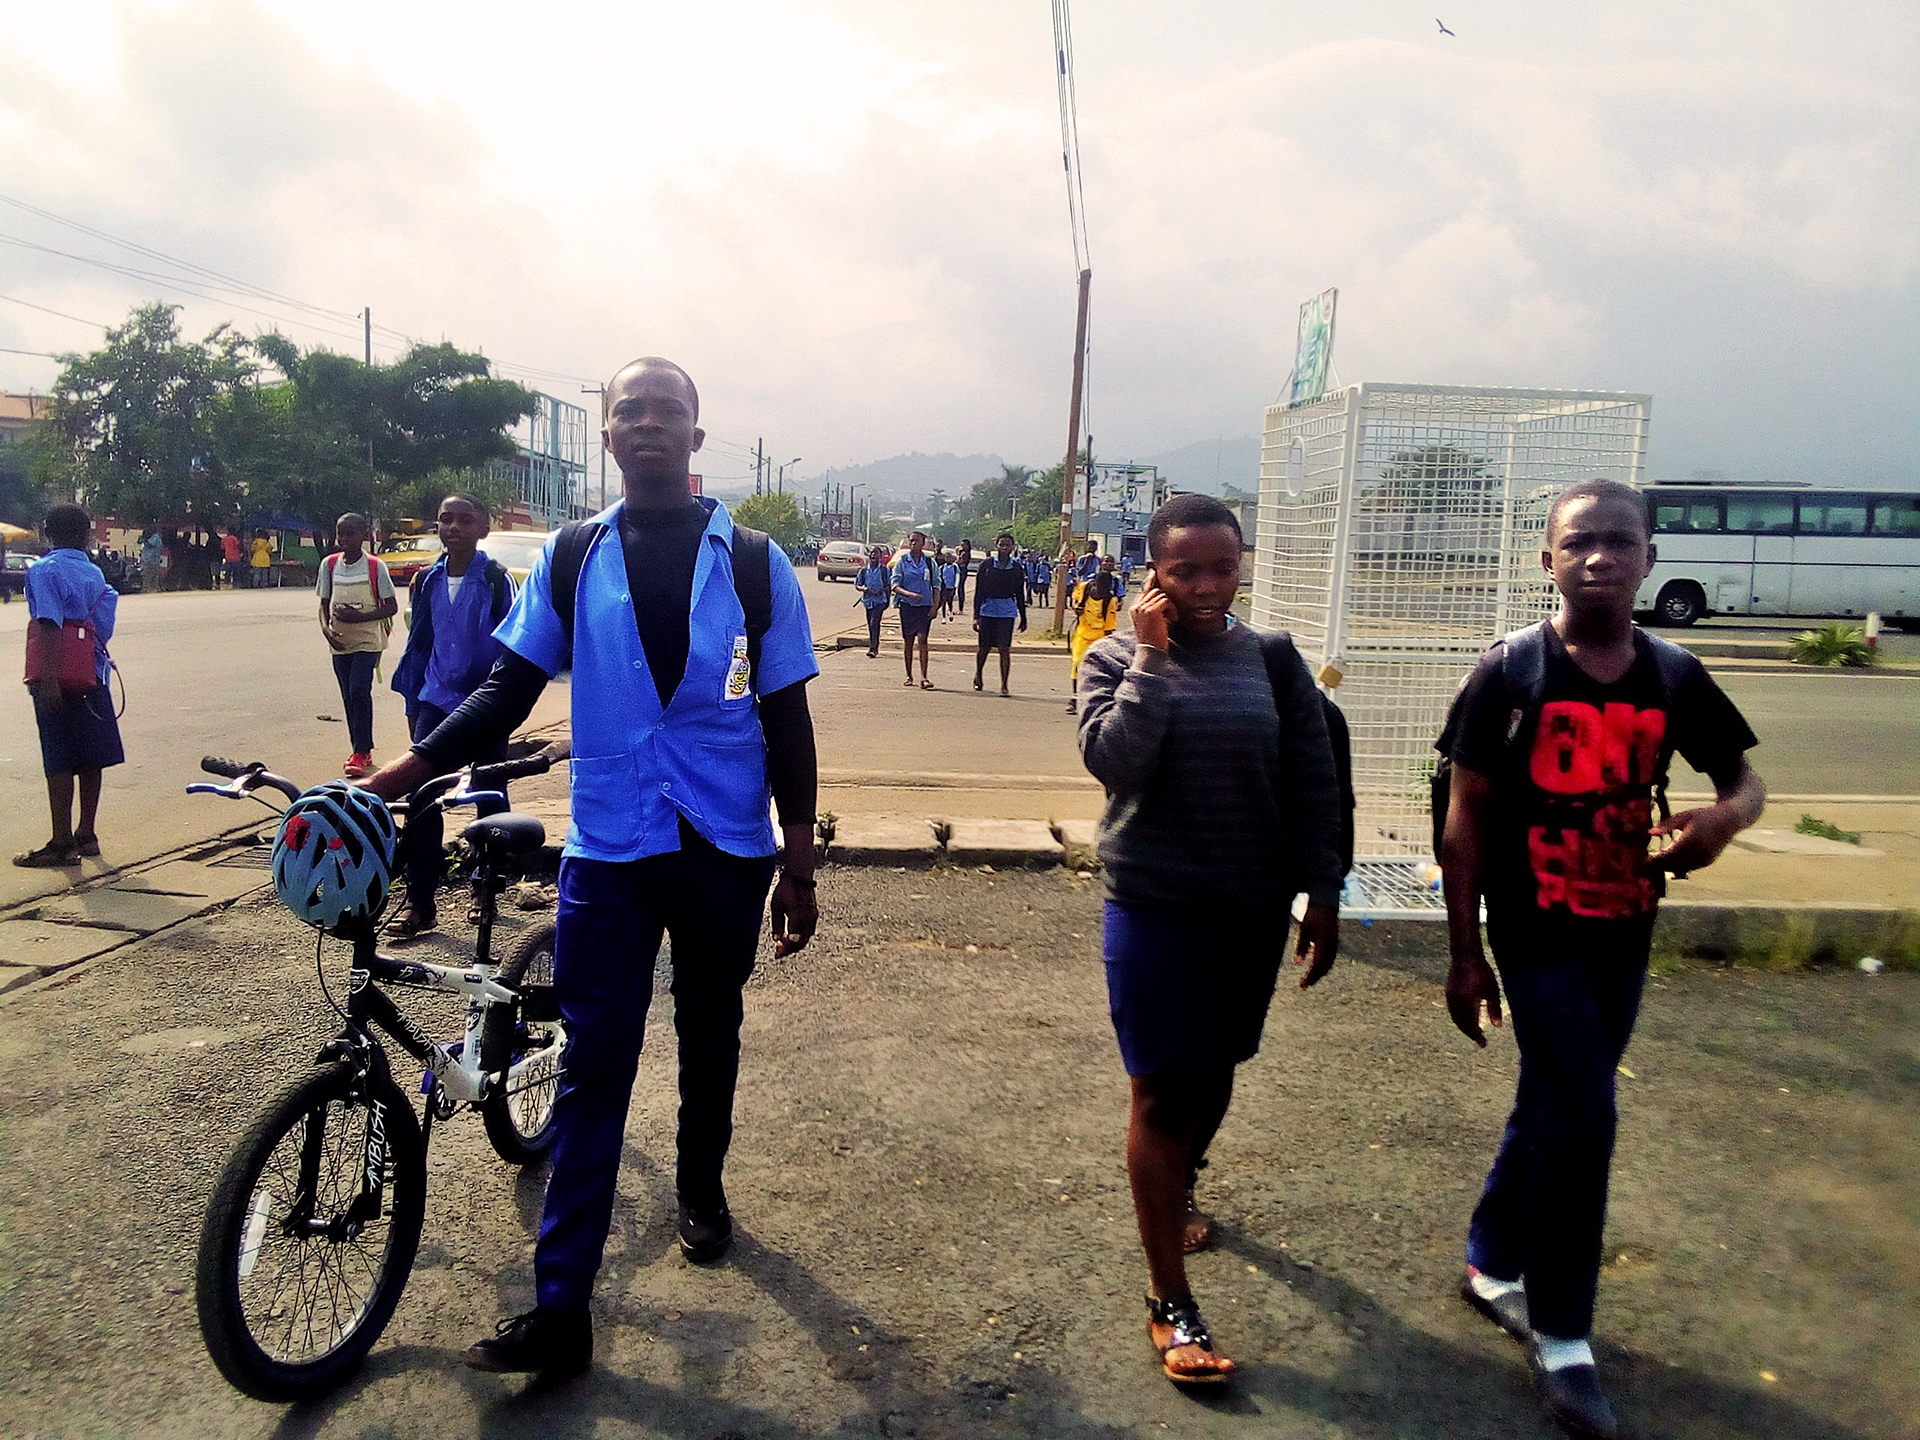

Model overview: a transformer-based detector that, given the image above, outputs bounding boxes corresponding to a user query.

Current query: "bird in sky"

[1436,18,1455,35]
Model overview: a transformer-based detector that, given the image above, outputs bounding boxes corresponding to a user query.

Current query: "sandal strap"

[1146,1294,1214,1354]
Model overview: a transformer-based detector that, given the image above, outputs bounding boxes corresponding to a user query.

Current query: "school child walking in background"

[856,546,892,657]
[316,512,397,779]
[16,504,123,868]
[1064,555,1119,714]
[1439,479,1766,1439]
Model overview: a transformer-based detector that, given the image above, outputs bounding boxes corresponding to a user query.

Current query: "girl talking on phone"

[1075,493,1344,1387]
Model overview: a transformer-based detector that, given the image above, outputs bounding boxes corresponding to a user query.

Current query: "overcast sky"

[2,0,1915,489]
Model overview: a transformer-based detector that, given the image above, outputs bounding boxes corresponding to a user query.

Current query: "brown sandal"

[386,906,438,940]
[1147,1294,1233,1386]
[13,842,79,868]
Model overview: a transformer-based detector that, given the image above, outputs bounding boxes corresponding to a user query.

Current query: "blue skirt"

[35,688,125,777]
[1103,898,1286,1076]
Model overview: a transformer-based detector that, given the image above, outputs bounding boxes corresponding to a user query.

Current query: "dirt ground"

[0,866,1914,1440]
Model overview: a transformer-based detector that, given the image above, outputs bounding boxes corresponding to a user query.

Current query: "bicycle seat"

[460,812,547,856]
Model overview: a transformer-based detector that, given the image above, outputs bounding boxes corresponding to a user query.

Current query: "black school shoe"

[1528,1342,1618,1439]
[679,1197,734,1264]
[464,1305,592,1376]
[1458,1270,1532,1344]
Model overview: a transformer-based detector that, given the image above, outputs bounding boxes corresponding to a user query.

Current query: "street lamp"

[849,482,865,544]
[775,457,802,494]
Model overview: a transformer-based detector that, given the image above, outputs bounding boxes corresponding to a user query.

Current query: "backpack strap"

[731,524,773,686]
[1259,630,1356,880]
[549,519,606,645]
[549,516,774,686]
[1497,622,1549,740]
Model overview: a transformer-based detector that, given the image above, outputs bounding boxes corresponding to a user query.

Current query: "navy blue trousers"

[400,704,507,914]
[535,837,776,1309]
[330,651,378,754]
[1467,912,1651,1340]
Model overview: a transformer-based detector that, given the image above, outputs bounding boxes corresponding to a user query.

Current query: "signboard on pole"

[819,511,853,539]
[1287,287,1339,407]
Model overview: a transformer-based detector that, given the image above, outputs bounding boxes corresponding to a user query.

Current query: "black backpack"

[1257,631,1357,880]
[547,518,775,685]
[1429,622,1699,859]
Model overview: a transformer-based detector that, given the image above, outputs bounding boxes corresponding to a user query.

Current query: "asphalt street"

[4,577,1916,910]
[0,869,1911,1439]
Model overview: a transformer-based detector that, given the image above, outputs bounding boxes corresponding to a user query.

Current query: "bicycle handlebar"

[192,757,301,803]
[471,751,556,789]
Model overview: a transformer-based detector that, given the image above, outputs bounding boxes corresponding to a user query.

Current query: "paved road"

[0,870,1911,1438]
[6,578,1915,909]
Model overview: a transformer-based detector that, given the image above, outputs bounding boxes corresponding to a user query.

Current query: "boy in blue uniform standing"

[386,493,517,936]
[16,504,123,867]
[364,357,820,1378]
[1440,479,1766,1438]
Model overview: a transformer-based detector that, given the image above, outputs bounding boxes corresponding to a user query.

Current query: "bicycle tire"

[479,922,564,1166]
[195,1061,426,1402]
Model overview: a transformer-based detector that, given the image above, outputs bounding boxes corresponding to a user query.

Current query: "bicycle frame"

[191,751,564,1227]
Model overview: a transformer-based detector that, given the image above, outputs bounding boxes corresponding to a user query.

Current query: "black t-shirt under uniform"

[1444,624,1756,926]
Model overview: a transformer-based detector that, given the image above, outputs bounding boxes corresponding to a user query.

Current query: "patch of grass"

[1789,622,1872,667]
[1795,814,1862,845]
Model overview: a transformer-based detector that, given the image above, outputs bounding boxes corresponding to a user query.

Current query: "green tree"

[731,491,808,548]
[249,332,535,531]
[35,303,255,525]
[383,465,521,531]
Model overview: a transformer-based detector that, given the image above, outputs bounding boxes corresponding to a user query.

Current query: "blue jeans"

[1467,913,1652,1339]
[330,651,378,754]
[535,836,777,1309]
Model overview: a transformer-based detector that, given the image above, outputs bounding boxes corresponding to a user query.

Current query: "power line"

[1049,0,1092,273]
[0,292,109,329]
[0,346,61,358]
[0,192,598,389]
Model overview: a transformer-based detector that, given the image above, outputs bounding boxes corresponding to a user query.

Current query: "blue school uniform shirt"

[978,556,1023,619]
[493,498,817,862]
[25,548,116,684]
[856,564,892,608]
[893,552,934,608]
[940,562,958,590]
[395,550,515,715]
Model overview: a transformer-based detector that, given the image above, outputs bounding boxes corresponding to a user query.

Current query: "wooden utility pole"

[1052,267,1091,637]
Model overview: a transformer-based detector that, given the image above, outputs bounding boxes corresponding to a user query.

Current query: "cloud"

[0,0,1913,484]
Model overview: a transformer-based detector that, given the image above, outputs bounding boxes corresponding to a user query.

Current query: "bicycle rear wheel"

[195,1061,426,1402]
[480,922,564,1166]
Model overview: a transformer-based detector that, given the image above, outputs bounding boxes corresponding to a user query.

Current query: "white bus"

[1635,485,1920,628]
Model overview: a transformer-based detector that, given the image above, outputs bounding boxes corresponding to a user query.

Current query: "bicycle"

[186,751,568,1402]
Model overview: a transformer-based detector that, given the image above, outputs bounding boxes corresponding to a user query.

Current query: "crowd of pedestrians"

[9,354,1773,1440]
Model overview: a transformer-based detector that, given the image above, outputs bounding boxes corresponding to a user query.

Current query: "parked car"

[377,532,443,586]
[481,529,555,588]
[814,540,869,582]
[1,552,36,599]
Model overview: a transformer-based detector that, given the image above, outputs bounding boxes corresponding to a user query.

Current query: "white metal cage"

[1254,384,1652,915]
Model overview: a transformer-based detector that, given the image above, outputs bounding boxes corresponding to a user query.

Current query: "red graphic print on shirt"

[1524,700,1667,919]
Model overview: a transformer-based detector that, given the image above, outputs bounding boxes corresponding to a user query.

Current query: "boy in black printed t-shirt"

[1437,480,1766,1440]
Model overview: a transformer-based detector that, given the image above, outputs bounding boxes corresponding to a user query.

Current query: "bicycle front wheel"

[195,1061,427,1402]
[480,922,564,1166]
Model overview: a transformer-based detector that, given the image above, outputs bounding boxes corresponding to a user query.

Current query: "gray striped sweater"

[1076,624,1343,910]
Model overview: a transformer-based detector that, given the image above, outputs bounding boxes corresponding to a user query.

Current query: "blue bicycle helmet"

[272,781,398,931]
